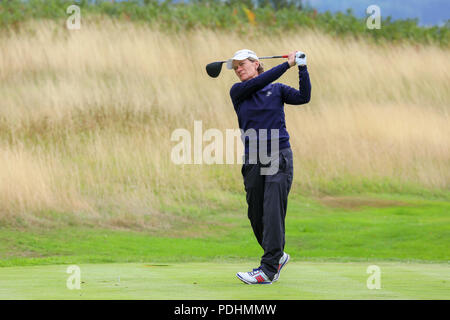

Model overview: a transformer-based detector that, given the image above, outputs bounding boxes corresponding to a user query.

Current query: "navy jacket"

[230,62,311,155]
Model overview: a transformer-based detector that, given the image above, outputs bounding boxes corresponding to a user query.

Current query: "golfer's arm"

[281,66,311,105]
[230,62,291,105]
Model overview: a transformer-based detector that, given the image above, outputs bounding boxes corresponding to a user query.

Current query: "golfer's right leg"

[242,163,265,247]
[237,162,272,284]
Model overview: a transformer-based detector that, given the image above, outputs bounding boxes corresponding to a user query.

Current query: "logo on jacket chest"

[266,91,272,97]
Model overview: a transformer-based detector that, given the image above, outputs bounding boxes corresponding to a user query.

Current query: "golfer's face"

[233,59,258,82]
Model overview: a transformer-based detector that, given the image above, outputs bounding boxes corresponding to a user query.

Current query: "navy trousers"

[241,147,294,280]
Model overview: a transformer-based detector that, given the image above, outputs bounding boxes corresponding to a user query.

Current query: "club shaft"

[217,55,288,63]
[258,55,288,59]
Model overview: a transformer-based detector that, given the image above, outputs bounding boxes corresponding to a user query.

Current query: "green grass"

[0,262,448,299]
[1,193,449,267]
[1,193,449,299]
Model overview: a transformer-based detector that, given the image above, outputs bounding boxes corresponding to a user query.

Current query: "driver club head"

[206,61,225,78]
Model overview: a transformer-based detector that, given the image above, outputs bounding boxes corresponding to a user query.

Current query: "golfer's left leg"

[260,148,293,280]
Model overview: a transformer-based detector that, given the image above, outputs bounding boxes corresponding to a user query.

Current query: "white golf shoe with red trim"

[236,267,272,285]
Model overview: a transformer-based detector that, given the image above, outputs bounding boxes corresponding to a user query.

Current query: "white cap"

[226,49,259,70]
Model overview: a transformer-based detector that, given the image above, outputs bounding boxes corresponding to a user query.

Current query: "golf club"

[206,54,305,78]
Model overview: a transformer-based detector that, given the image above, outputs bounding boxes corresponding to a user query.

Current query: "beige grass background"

[0,19,449,227]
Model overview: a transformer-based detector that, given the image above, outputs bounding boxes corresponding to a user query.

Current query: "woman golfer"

[228,49,311,284]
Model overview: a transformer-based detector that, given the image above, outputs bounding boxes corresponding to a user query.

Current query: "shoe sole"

[272,253,290,282]
[236,273,272,285]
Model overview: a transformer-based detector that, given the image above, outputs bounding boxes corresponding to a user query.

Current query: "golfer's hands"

[287,51,307,67]
[295,51,307,66]
[287,51,297,67]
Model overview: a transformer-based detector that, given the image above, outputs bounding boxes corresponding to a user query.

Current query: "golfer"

[228,49,311,284]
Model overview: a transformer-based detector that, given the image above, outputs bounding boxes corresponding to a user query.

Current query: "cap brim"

[226,55,250,69]
[226,58,246,70]
[226,52,259,70]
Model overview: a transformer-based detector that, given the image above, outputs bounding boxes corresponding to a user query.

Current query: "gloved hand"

[295,51,307,66]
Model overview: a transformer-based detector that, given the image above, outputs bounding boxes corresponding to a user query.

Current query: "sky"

[304,0,450,26]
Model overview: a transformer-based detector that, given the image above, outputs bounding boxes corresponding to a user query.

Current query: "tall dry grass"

[0,19,449,227]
